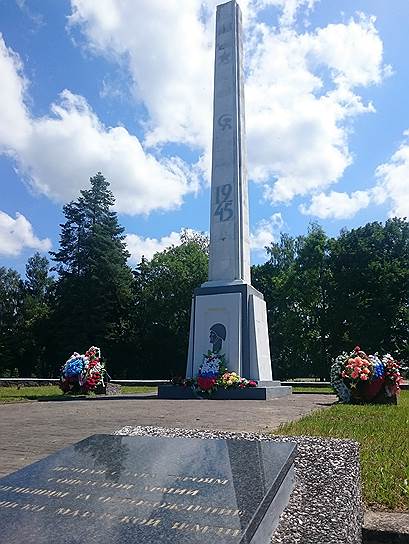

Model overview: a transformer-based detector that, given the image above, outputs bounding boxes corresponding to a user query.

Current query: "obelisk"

[182,1,289,398]
[206,0,250,286]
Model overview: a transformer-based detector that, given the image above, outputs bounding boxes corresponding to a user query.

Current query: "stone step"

[158,384,292,400]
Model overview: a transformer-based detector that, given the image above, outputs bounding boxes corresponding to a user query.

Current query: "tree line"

[1,173,409,379]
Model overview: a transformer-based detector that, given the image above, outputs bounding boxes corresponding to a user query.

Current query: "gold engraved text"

[0,484,69,499]
[51,466,229,486]
[172,521,241,537]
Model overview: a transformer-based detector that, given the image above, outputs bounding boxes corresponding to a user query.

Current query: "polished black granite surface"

[0,435,296,543]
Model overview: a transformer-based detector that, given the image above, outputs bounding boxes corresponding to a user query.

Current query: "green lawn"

[120,386,157,394]
[277,391,409,511]
[0,385,157,403]
[291,386,333,394]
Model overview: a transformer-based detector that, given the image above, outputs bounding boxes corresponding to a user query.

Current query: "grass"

[277,391,409,511]
[117,385,157,394]
[291,386,333,394]
[0,385,157,403]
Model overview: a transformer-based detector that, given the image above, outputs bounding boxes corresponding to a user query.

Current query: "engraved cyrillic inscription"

[172,521,241,537]
[51,465,230,485]
[0,484,69,499]
[47,476,200,496]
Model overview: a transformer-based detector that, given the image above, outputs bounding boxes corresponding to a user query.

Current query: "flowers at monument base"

[330,345,406,404]
[59,346,108,394]
[172,351,258,395]
[218,371,257,389]
[196,351,227,393]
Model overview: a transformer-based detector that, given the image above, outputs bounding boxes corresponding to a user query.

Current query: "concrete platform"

[158,382,292,399]
[0,393,335,478]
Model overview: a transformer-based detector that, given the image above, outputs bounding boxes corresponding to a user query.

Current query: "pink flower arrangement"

[331,345,407,404]
[341,353,373,384]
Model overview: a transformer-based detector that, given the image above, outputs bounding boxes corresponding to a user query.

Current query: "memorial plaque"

[0,435,296,543]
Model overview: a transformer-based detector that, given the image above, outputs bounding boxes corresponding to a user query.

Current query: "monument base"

[186,283,275,381]
[158,383,292,400]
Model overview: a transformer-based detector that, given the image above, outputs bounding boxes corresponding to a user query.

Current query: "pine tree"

[51,173,134,371]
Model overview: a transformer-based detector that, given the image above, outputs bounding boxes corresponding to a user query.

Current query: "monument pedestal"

[187,283,274,382]
[158,383,292,400]
[159,283,292,400]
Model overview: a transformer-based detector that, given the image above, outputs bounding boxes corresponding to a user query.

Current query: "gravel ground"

[114,425,362,544]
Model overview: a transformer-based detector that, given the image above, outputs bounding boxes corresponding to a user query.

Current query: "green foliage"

[130,230,208,378]
[253,219,409,380]
[253,223,331,379]
[50,173,134,373]
[327,218,409,360]
[0,267,24,374]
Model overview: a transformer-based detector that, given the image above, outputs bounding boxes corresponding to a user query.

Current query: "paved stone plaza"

[0,394,335,478]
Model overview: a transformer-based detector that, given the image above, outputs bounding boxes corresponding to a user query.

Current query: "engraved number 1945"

[214,184,233,222]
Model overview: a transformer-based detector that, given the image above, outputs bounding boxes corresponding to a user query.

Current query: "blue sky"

[1,0,409,274]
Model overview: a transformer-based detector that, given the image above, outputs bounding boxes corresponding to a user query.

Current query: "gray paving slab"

[0,394,335,477]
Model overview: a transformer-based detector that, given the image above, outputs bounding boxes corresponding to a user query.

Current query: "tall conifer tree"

[51,173,134,370]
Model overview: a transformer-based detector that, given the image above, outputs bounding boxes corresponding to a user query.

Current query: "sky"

[1,0,409,274]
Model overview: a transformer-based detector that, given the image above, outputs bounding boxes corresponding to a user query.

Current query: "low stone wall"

[0,378,169,387]
[0,379,60,387]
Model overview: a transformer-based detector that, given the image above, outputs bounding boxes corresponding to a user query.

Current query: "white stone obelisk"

[206,0,250,286]
[185,0,279,392]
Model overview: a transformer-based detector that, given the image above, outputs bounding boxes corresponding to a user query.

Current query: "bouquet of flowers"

[59,346,108,394]
[176,351,258,395]
[218,371,257,389]
[196,351,227,393]
[331,345,405,403]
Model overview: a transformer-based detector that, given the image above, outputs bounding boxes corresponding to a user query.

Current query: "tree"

[0,267,23,376]
[327,218,409,360]
[253,224,331,379]
[50,173,134,372]
[17,253,54,376]
[131,231,208,378]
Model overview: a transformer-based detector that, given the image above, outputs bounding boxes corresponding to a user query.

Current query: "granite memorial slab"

[0,434,296,543]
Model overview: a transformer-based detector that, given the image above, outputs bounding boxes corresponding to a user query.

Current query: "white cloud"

[68,3,389,210]
[1,1,391,225]
[68,0,215,150]
[0,34,31,152]
[0,35,197,215]
[300,190,371,219]
[256,0,318,27]
[0,211,51,257]
[246,14,388,204]
[126,231,183,265]
[302,130,409,220]
[374,132,409,218]
[126,227,206,265]
[251,213,284,253]
[127,214,284,265]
